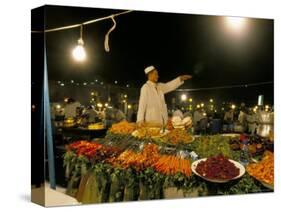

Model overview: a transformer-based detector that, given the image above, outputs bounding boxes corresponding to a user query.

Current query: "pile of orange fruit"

[109,121,136,134]
[247,151,274,185]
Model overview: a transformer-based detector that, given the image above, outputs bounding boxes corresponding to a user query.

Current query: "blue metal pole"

[44,46,56,189]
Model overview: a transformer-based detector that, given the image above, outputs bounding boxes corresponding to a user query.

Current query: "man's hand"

[179,75,192,81]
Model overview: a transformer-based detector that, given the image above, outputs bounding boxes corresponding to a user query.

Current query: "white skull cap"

[144,65,156,74]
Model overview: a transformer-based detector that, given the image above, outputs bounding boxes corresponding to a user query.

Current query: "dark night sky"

[32,5,274,104]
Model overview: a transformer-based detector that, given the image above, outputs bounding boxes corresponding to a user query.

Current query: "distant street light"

[181,94,187,101]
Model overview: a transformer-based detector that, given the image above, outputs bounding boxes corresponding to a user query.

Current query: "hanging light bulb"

[72,25,86,62]
[72,39,86,62]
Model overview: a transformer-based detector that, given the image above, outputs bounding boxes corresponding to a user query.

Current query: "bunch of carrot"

[114,143,160,171]
[153,155,192,177]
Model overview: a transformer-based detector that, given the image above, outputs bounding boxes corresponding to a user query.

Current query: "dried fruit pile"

[133,127,161,138]
[247,151,274,185]
[163,128,193,144]
[109,121,136,134]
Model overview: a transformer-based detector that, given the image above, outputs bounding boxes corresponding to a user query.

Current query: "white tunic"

[137,77,184,125]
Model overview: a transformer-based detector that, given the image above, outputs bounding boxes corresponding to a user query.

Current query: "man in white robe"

[137,65,192,126]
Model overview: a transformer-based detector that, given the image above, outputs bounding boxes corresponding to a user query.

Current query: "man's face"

[148,69,159,82]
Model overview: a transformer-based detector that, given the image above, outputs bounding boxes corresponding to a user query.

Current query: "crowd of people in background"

[168,102,274,135]
[51,98,128,128]
[51,98,273,136]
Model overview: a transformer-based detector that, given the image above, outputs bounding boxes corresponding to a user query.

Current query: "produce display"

[162,128,193,145]
[195,155,240,180]
[153,155,191,177]
[62,121,274,203]
[247,151,274,186]
[109,121,136,134]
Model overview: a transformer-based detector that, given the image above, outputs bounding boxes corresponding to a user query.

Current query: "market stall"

[62,121,274,204]
[52,121,107,187]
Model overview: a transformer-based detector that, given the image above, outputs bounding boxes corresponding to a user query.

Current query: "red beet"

[196,155,239,180]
